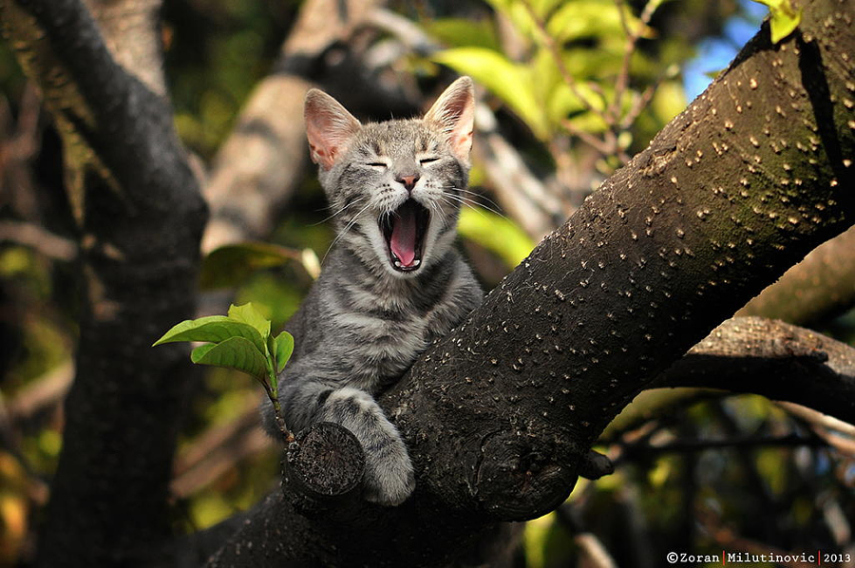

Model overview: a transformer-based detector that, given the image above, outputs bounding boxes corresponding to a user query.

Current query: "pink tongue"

[390,208,417,266]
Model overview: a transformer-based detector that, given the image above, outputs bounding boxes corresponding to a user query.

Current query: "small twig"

[559,119,612,155]
[620,84,657,130]
[6,360,75,421]
[777,402,855,457]
[610,0,636,124]
[698,509,812,568]
[11,82,42,162]
[171,428,271,498]
[173,402,262,477]
[574,534,618,568]
[616,433,827,466]
[367,7,436,56]
[519,0,603,120]
[777,402,855,438]
[0,220,78,261]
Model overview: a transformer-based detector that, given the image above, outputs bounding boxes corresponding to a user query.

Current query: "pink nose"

[397,174,420,191]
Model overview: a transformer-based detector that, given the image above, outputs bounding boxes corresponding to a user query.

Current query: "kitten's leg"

[262,369,332,437]
[269,376,415,506]
[322,386,415,506]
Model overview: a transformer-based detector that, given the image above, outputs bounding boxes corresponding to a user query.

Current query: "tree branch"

[81,0,166,96]
[0,220,77,261]
[201,0,383,253]
[737,225,855,325]
[208,0,855,564]
[653,317,855,423]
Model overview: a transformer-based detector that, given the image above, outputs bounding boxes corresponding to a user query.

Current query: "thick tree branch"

[1,0,207,565]
[737,225,855,325]
[209,0,855,564]
[653,317,855,423]
[201,0,382,253]
[82,0,166,96]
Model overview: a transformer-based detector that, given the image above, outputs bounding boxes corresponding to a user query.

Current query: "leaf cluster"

[154,303,294,438]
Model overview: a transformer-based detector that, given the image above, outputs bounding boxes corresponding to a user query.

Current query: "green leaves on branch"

[153,303,294,440]
[751,0,802,43]
[190,337,269,377]
[430,0,665,144]
[434,48,551,138]
[458,208,535,269]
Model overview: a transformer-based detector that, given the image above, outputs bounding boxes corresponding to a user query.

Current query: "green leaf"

[228,303,271,343]
[424,18,500,50]
[768,6,802,43]
[547,0,647,43]
[189,342,217,361]
[199,242,301,290]
[751,0,801,43]
[458,208,535,268]
[190,336,269,379]
[271,331,295,373]
[432,47,549,139]
[152,315,265,353]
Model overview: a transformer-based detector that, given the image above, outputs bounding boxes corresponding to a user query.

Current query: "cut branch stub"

[474,431,580,520]
[283,422,365,517]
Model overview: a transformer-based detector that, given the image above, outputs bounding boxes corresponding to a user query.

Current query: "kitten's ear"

[304,89,361,169]
[424,76,475,165]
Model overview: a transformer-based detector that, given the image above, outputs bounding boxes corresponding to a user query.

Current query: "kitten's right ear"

[424,76,475,165]
[304,89,361,169]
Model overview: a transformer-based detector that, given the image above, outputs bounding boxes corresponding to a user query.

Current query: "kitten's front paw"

[363,453,415,506]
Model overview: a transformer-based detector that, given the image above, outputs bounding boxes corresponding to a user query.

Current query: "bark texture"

[655,316,855,422]
[209,0,855,565]
[1,0,206,565]
[738,225,855,324]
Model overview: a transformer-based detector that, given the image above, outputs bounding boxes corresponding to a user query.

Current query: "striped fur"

[262,78,483,505]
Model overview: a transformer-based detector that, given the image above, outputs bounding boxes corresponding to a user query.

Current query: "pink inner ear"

[306,115,345,169]
[308,141,334,167]
[451,124,474,163]
[425,78,475,164]
[304,90,360,169]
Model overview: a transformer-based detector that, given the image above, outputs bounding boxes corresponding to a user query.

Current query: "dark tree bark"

[738,224,855,324]
[208,0,855,565]
[654,316,855,421]
[3,0,855,565]
[1,0,206,565]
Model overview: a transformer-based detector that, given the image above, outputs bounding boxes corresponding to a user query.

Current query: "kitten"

[263,77,484,506]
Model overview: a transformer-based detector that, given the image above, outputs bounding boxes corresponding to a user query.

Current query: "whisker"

[440,186,508,219]
[312,197,366,226]
[321,200,374,264]
[440,191,508,220]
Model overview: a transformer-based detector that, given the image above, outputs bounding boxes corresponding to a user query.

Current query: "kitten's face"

[305,77,475,279]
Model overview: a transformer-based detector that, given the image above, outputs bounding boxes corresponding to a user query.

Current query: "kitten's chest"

[330,307,435,381]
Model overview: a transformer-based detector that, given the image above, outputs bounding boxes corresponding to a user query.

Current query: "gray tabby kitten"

[263,77,483,506]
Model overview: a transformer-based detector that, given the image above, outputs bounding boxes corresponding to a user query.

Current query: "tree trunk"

[1,0,207,565]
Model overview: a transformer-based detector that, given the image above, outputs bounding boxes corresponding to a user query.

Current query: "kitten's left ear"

[424,76,475,165]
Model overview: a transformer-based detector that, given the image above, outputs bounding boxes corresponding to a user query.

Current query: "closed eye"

[419,156,439,165]
[366,162,388,168]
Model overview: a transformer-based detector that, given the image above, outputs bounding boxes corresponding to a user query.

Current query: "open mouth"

[380,199,430,272]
